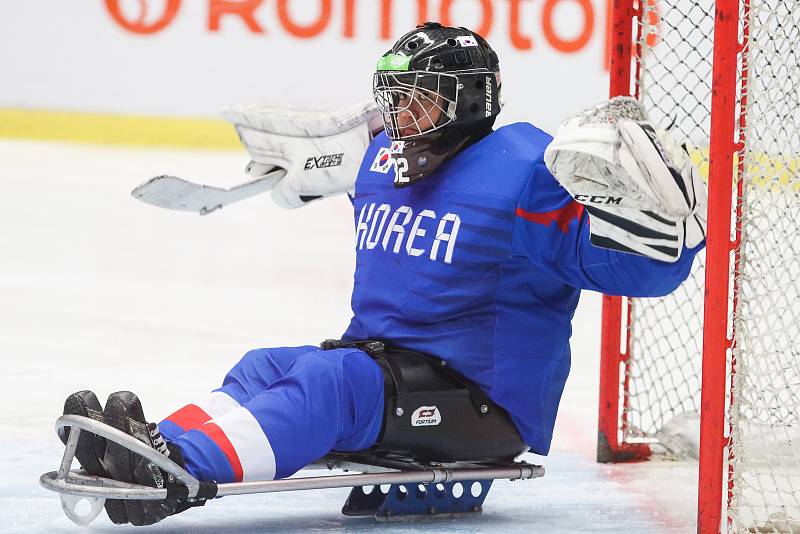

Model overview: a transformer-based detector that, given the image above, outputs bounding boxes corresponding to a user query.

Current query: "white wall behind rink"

[1,0,610,132]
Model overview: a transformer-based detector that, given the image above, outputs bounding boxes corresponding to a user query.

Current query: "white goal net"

[611,0,800,531]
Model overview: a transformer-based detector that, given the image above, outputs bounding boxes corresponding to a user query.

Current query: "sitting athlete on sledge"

[53,23,707,526]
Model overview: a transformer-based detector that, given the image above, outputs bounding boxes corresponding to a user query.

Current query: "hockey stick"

[131,168,286,216]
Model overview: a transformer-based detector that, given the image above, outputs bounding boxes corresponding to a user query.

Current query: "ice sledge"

[41,415,543,525]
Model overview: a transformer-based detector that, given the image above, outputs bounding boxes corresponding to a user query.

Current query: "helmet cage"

[373,71,459,140]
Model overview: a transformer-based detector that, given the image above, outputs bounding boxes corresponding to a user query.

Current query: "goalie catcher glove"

[223,100,384,209]
[543,96,707,263]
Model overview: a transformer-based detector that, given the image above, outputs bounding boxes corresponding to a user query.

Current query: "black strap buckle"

[320,339,385,357]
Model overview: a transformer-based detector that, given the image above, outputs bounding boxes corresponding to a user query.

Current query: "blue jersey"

[343,123,700,455]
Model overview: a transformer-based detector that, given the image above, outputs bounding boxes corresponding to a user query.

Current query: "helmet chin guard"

[373,22,502,186]
[388,123,493,187]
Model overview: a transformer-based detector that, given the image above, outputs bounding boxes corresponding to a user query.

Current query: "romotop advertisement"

[1,0,613,145]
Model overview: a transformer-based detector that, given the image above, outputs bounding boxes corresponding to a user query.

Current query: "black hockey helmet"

[373,22,502,186]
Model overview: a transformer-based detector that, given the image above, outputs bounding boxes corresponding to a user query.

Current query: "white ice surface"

[0,140,698,532]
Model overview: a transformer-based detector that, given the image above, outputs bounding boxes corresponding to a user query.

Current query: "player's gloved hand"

[223,100,384,208]
[543,96,707,263]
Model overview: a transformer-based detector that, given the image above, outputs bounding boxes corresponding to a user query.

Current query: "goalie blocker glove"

[131,100,382,215]
[544,96,707,263]
[224,100,384,209]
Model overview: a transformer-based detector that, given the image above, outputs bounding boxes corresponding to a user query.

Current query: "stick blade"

[132,175,227,215]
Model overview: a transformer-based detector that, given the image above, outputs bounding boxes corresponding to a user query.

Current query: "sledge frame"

[41,415,544,525]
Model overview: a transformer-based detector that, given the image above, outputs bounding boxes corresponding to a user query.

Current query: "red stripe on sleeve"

[199,422,244,482]
[165,404,212,433]
[515,202,585,233]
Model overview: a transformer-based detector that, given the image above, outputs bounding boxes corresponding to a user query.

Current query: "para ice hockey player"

[60,23,707,526]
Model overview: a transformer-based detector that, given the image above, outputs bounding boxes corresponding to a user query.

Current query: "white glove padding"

[222,100,384,208]
[544,96,707,262]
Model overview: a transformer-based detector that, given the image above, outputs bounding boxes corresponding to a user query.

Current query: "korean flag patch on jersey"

[370,147,393,173]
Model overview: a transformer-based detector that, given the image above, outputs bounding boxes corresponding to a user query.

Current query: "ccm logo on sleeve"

[574,194,622,205]
[411,406,442,427]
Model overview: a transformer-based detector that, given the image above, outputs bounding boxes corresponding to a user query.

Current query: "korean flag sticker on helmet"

[370,147,393,173]
[389,140,405,154]
[456,35,478,47]
[411,406,442,427]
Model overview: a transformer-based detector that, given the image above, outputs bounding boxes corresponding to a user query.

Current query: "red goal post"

[600,0,800,532]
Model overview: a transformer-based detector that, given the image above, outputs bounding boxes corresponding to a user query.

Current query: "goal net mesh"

[623,0,711,448]
[622,0,800,531]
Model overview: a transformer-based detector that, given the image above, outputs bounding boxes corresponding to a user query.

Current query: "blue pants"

[158,346,385,482]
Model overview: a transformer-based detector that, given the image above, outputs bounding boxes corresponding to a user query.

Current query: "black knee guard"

[321,340,529,463]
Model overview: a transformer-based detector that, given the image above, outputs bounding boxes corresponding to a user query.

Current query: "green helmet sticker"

[377,53,412,72]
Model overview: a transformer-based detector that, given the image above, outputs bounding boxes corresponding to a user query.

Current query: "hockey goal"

[599,0,800,532]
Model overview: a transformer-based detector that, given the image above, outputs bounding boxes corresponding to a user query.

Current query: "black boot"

[103,391,196,526]
[58,391,128,524]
